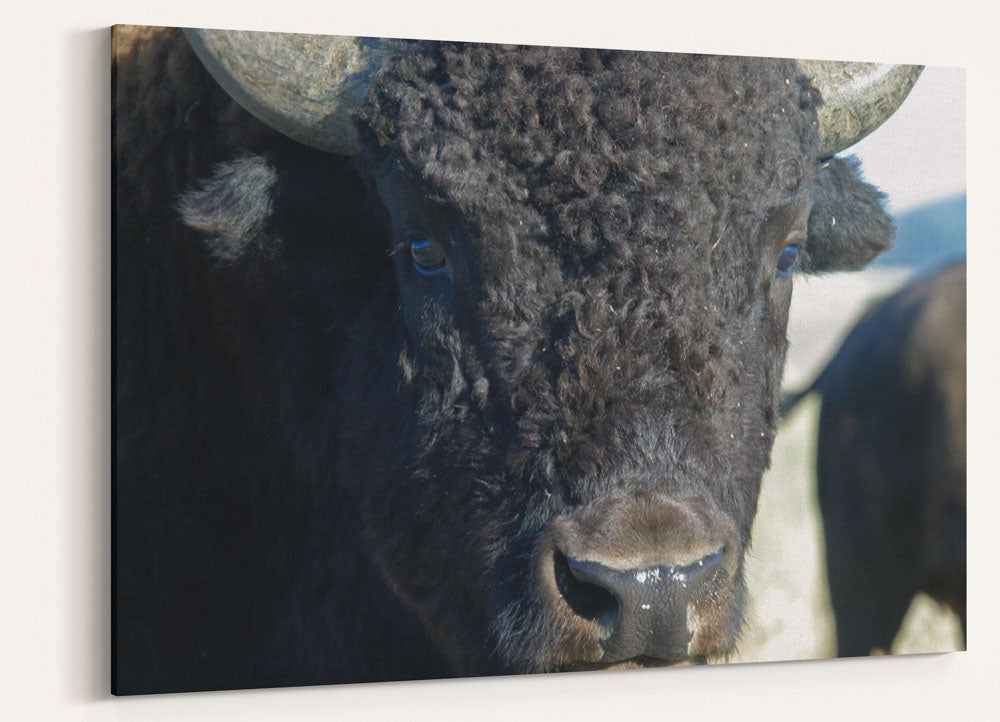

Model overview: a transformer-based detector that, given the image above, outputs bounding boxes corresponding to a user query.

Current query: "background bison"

[782,263,966,656]
[112,25,917,693]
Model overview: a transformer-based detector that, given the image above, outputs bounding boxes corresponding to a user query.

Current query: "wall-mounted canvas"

[112,24,966,695]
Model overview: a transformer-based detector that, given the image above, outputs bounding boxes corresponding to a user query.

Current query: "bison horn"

[799,60,923,158]
[186,29,922,161]
[184,27,383,155]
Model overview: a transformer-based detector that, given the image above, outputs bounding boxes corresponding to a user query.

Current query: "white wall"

[2,2,996,720]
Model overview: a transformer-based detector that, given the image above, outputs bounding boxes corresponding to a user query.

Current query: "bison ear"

[802,156,894,272]
[177,155,279,261]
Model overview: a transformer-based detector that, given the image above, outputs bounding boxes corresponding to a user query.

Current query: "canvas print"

[112,24,966,695]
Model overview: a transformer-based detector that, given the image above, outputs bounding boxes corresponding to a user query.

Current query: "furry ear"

[802,156,894,272]
[177,155,279,261]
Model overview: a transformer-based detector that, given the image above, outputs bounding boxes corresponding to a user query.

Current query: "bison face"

[358,158,817,672]
[299,46,891,675]
[175,41,897,682]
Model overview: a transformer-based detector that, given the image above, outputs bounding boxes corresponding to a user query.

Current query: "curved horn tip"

[184,27,377,155]
[799,61,924,158]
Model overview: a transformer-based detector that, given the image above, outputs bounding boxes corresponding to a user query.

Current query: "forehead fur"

[357,43,821,263]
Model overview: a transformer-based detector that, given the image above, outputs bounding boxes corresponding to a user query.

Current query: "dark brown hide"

[112,26,896,693]
[812,263,966,656]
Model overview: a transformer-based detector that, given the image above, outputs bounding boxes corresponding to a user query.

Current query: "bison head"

[175,34,915,677]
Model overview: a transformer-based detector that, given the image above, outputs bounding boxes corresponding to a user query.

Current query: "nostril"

[553,551,619,631]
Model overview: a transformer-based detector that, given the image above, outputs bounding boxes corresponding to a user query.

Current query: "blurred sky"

[844,66,966,214]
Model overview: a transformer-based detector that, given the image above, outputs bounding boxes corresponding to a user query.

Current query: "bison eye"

[409,238,447,276]
[776,244,799,275]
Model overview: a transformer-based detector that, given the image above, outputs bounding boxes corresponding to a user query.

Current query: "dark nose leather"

[563,547,724,662]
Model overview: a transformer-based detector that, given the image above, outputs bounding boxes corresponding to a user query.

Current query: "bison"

[785,262,966,656]
[112,25,919,693]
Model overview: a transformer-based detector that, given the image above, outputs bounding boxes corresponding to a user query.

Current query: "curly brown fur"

[114,29,894,693]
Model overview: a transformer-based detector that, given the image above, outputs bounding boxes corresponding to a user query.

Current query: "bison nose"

[553,546,724,663]
[536,492,739,666]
